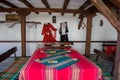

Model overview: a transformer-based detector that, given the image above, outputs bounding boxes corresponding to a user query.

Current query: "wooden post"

[113,32,120,80]
[85,15,92,57]
[18,10,30,57]
[21,15,26,57]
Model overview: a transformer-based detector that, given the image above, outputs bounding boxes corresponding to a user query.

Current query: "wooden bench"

[0,47,17,62]
[0,47,18,79]
[94,48,115,75]
[0,47,29,80]
[94,42,116,62]
[94,49,115,62]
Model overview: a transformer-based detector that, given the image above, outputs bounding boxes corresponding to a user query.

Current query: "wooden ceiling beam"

[79,0,91,10]
[0,5,12,13]
[78,15,84,30]
[41,0,51,15]
[62,0,70,16]
[86,6,98,14]
[0,8,86,14]
[101,0,120,19]
[73,0,91,16]
[0,0,18,8]
[90,0,120,31]
[19,0,39,14]
[0,21,41,24]
[110,0,120,9]
[0,6,4,8]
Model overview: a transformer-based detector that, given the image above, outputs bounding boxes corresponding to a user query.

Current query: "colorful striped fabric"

[37,55,79,70]
[44,49,70,55]
[0,58,28,80]
[18,49,102,80]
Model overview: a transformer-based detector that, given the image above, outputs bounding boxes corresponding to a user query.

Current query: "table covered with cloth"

[18,48,102,80]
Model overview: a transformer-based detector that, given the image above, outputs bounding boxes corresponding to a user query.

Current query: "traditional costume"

[59,22,69,42]
[42,23,57,42]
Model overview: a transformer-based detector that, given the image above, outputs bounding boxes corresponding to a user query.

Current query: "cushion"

[105,46,116,55]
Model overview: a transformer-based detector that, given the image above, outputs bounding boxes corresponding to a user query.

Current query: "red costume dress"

[42,23,57,42]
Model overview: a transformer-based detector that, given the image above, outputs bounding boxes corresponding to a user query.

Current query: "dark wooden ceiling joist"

[62,0,70,16]
[0,0,18,8]
[0,8,86,14]
[18,0,39,14]
[79,0,91,10]
[41,0,51,15]
[91,0,120,31]
[0,21,41,24]
[73,0,91,16]
[86,6,98,14]
[101,0,120,20]
[110,0,120,9]
[0,6,4,8]
[78,15,84,30]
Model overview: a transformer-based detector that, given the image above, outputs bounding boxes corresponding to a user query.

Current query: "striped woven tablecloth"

[19,49,102,80]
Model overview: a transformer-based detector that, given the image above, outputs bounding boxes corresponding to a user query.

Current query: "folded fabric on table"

[36,55,79,70]
[44,49,71,55]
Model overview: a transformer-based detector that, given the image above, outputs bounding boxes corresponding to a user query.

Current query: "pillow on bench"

[104,46,116,55]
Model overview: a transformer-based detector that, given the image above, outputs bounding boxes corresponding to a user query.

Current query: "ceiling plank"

[41,0,51,15]
[73,0,91,16]
[0,8,86,14]
[110,0,120,9]
[0,0,18,8]
[19,0,39,14]
[62,0,70,16]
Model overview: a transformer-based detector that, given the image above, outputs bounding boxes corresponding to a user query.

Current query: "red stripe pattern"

[19,49,102,80]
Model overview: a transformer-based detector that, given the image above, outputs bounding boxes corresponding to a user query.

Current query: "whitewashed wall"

[0,12,117,56]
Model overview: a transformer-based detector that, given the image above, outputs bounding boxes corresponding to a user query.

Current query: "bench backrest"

[0,47,17,62]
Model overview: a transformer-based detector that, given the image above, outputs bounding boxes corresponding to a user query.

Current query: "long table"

[19,48,102,80]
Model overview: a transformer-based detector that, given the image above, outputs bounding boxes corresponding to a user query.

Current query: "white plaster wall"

[92,13,117,41]
[0,12,117,56]
[91,13,117,53]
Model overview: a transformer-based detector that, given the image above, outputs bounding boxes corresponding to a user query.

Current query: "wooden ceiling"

[0,0,119,17]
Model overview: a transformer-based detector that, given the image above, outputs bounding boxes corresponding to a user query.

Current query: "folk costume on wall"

[59,22,69,42]
[42,23,57,42]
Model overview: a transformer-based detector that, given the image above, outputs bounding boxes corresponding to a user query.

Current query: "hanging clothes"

[42,23,57,42]
[59,22,69,42]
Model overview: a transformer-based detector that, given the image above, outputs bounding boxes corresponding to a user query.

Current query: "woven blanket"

[19,49,102,80]
[35,55,79,70]
[0,58,28,80]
